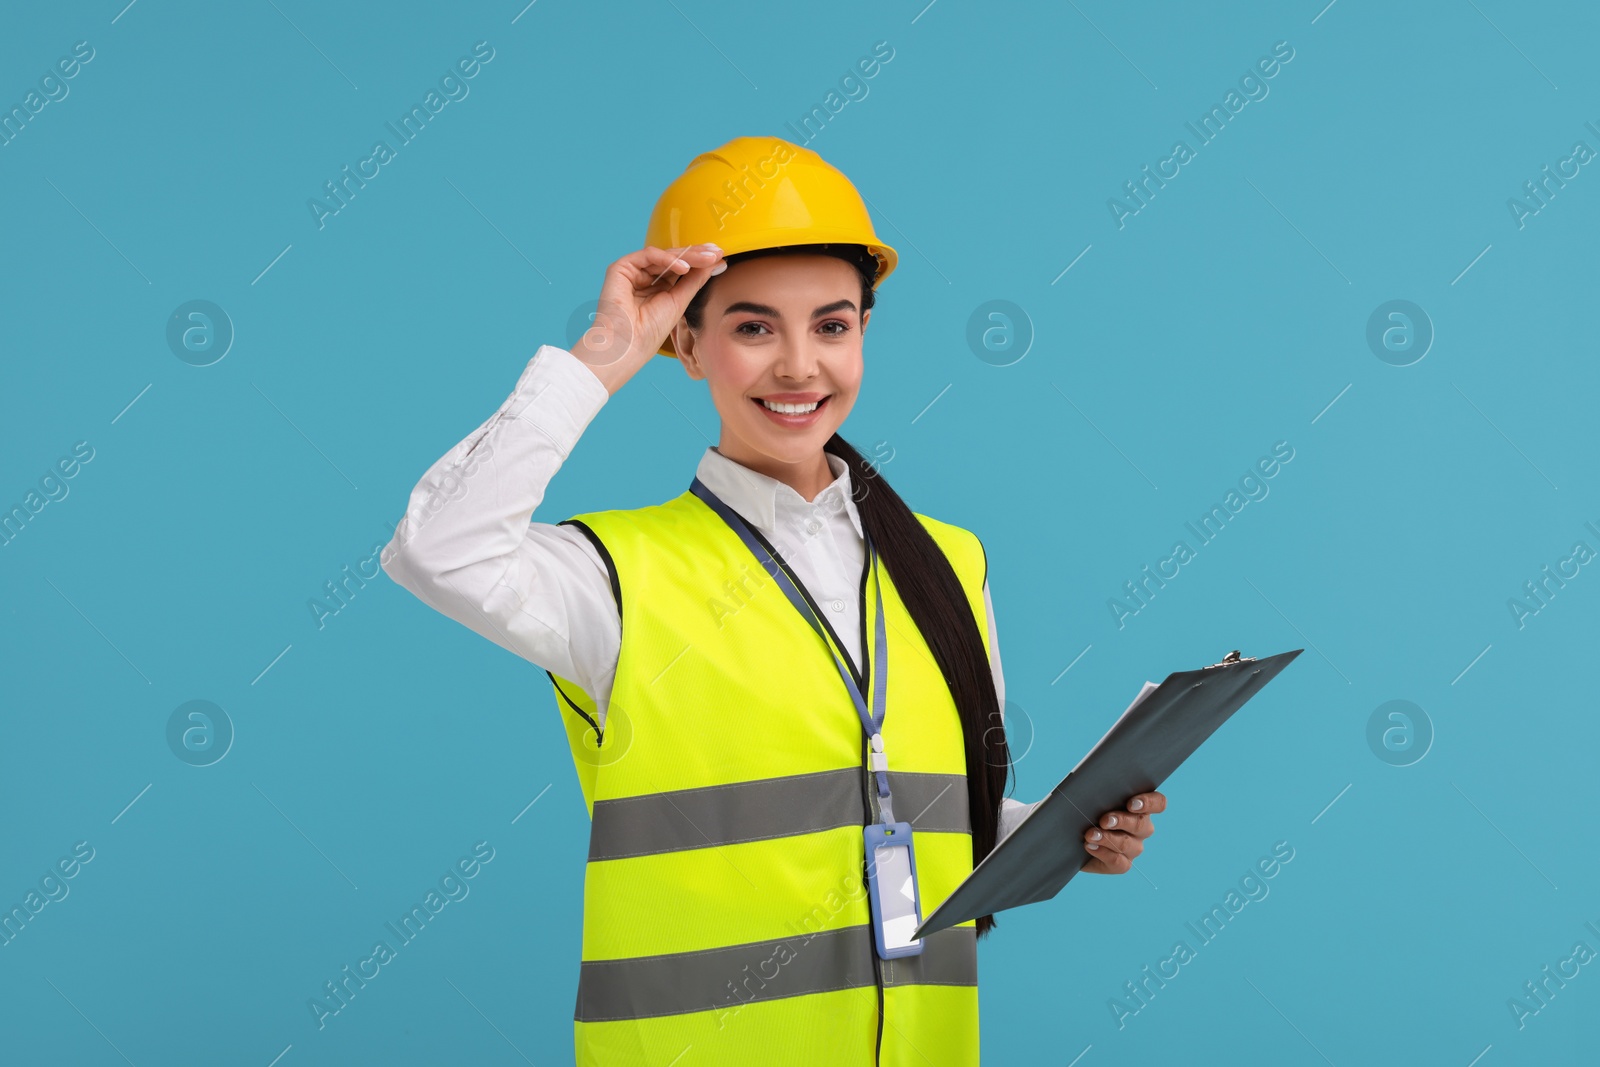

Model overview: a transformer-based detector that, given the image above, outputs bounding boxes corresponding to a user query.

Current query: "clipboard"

[912,648,1303,939]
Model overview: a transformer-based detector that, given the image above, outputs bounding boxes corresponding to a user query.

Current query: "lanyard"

[689,477,898,824]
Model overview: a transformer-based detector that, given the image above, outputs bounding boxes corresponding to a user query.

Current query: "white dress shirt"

[381,343,1040,840]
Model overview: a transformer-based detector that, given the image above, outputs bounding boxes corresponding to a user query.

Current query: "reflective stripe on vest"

[547,489,991,1066]
[587,769,971,861]
[575,923,978,1022]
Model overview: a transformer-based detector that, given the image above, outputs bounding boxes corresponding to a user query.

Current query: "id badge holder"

[863,821,925,959]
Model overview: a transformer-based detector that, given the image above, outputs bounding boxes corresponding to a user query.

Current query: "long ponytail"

[825,434,1013,941]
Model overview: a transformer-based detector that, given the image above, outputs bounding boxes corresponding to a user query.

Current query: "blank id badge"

[863,821,926,959]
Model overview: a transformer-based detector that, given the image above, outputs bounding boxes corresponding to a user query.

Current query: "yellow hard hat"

[644,135,899,358]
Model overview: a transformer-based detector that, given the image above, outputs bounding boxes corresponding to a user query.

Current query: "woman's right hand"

[569,243,726,395]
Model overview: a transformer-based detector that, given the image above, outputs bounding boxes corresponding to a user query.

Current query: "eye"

[734,321,770,337]
[819,320,851,336]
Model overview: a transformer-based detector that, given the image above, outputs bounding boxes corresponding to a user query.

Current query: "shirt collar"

[695,446,865,542]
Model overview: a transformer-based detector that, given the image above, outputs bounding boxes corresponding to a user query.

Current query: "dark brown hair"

[682,244,1015,939]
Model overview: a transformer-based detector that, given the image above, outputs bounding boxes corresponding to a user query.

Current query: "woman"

[381,136,1166,1065]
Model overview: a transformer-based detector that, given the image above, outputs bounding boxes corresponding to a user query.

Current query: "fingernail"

[1130,798,1144,810]
[702,243,722,253]
[1089,830,1102,841]
[1106,815,1117,828]
[1087,843,1099,850]
[710,262,727,275]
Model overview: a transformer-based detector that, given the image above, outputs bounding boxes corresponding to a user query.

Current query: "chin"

[751,426,833,457]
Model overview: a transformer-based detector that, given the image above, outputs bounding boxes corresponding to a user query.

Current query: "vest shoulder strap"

[909,510,987,591]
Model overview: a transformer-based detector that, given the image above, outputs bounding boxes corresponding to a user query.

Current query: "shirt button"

[831,599,844,612]
[807,520,822,534]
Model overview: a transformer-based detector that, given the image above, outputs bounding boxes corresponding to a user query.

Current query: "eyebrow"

[720,298,858,319]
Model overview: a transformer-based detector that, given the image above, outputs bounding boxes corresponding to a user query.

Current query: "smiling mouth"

[755,396,829,415]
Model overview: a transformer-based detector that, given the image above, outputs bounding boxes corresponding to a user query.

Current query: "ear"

[674,320,706,381]
[861,307,871,335]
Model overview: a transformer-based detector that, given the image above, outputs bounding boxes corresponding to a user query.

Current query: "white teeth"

[760,398,821,414]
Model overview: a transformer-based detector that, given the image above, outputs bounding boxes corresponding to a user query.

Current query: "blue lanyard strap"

[689,477,897,823]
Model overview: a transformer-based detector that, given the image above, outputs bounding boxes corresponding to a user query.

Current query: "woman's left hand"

[1082,791,1166,874]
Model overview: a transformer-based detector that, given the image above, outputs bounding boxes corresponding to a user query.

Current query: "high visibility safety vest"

[543,485,993,1066]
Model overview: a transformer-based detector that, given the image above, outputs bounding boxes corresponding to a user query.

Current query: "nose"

[770,331,822,383]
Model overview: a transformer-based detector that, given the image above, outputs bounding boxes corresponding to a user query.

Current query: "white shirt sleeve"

[989,578,1044,842]
[379,344,623,711]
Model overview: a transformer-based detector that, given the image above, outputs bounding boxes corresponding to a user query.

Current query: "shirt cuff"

[505,344,612,457]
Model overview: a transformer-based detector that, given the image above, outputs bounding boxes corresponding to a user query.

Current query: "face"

[673,253,870,479]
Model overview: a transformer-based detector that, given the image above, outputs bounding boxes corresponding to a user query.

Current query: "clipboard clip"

[1203,650,1257,669]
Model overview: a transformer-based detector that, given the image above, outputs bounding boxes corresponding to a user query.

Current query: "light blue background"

[3,1,1596,1063]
